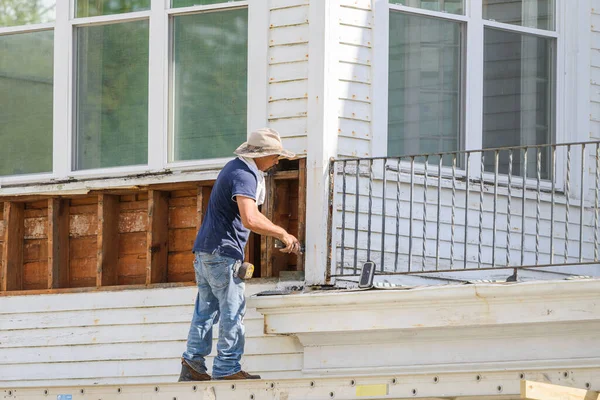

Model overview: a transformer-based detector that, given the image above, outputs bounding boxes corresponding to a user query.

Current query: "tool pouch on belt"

[234,261,254,280]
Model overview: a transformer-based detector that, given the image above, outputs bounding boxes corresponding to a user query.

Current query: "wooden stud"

[297,158,307,272]
[260,173,276,278]
[97,194,119,286]
[147,190,169,284]
[196,185,212,232]
[48,198,70,289]
[521,380,599,400]
[1,202,25,291]
[273,170,299,180]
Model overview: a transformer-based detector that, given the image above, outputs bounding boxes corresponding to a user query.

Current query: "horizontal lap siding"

[338,0,373,158]
[591,6,600,204]
[269,0,309,155]
[0,284,303,387]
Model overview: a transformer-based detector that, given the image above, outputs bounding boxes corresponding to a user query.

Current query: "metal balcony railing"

[327,141,600,277]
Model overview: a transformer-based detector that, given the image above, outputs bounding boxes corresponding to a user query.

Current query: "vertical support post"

[297,158,307,272]
[148,0,168,170]
[261,173,275,278]
[305,0,339,285]
[197,185,212,232]
[1,202,24,291]
[147,190,169,285]
[48,198,70,289]
[97,194,119,286]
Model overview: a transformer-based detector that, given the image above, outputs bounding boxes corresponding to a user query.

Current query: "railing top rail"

[331,140,600,163]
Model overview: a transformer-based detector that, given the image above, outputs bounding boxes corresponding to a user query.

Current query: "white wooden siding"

[0,284,303,388]
[593,4,600,140]
[337,0,373,157]
[589,3,600,210]
[269,0,309,156]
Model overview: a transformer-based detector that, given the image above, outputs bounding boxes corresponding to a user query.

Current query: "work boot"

[215,370,261,380]
[178,358,211,382]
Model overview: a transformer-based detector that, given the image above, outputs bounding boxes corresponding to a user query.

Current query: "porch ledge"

[250,279,600,375]
[250,279,600,335]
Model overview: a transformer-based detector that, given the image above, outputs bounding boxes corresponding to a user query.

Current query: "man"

[179,128,301,381]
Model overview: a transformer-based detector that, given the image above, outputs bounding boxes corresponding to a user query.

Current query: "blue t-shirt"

[193,158,259,261]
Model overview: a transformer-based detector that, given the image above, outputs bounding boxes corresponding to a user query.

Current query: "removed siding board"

[0,285,303,387]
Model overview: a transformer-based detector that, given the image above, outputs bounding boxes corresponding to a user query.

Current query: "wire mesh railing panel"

[330,142,600,276]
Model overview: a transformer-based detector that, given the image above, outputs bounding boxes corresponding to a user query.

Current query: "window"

[73,1,150,171]
[0,0,55,27]
[483,0,554,30]
[0,1,55,177]
[388,12,462,157]
[390,0,464,15]
[383,0,558,176]
[74,19,150,170]
[75,0,150,18]
[483,29,554,177]
[171,0,245,7]
[0,0,263,183]
[170,7,248,162]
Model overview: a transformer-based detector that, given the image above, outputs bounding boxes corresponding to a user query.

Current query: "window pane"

[76,0,150,18]
[172,0,244,7]
[388,12,462,158]
[483,28,554,178]
[483,0,554,30]
[0,30,53,176]
[390,0,464,15]
[0,0,56,27]
[171,9,248,161]
[75,21,149,170]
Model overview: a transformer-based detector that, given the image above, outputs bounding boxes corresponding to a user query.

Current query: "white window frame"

[372,0,588,187]
[0,0,268,189]
[0,16,56,185]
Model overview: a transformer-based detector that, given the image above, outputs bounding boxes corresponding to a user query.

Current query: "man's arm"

[237,196,300,254]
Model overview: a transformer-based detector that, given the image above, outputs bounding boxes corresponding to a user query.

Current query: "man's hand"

[238,196,300,254]
[279,233,301,255]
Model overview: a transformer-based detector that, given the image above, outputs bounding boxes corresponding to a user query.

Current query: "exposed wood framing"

[521,380,599,400]
[147,190,169,284]
[297,158,307,271]
[0,168,306,293]
[97,195,119,286]
[261,173,276,278]
[196,185,212,232]
[48,199,70,288]
[1,202,24,291]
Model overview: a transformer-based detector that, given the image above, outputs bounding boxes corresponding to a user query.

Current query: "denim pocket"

[202,254,232,290]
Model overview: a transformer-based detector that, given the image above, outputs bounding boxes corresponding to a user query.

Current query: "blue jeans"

[182,252,246,378]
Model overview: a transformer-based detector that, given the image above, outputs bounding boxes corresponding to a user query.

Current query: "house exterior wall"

[0,283,304,388]
[1,0,599,389]
[268,0,310,155]
[329,0,600,279]
[337,0,373,158]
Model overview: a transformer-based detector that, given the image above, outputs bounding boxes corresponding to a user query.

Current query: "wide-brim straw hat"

[234,128,295,159]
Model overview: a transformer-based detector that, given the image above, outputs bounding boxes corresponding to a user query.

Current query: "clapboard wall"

[268,0,310,155]
[337,0,373,158]
[592,3,600,141]
[0,283,303,388]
